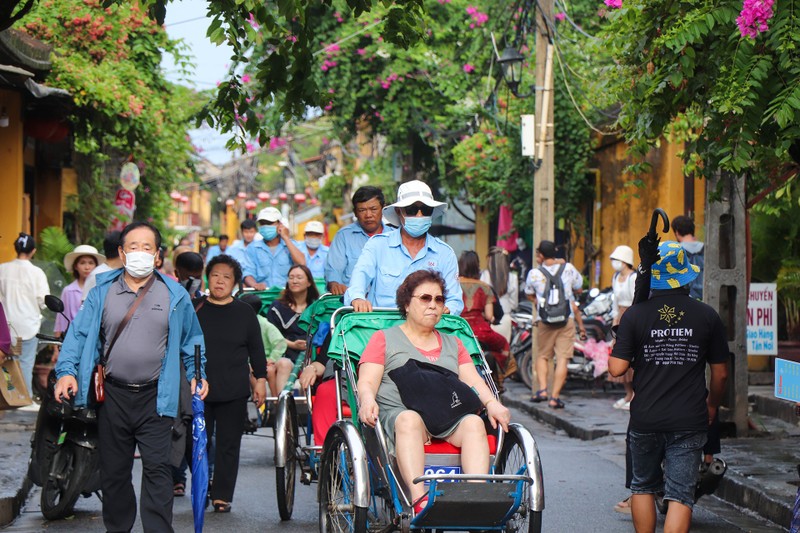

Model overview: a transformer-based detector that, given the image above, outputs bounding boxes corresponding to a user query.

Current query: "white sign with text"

[747,283,778,355]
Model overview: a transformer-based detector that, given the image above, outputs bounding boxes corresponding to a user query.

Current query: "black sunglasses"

[412,293,445,305]
[402,203,435,217]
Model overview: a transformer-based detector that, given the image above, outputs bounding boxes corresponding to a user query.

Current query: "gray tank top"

[374,326,461,450]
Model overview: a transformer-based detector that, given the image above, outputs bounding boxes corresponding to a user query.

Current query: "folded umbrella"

[191,345,208,533]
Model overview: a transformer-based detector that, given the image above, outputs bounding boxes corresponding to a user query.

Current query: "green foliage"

[596,0,800,198]
[36,226,75,279]
[18,0,201,243]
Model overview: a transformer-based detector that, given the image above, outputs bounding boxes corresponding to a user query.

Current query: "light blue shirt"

[298,241,329,279]
[205,244,227,263]
[225,242,252,273]
[324,222,384,287]
[343,229,463,315]
[243,240,296,288]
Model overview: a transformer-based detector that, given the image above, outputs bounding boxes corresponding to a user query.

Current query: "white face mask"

[123,250,156,279]
[305,237,322,250]
[611,259,625,272]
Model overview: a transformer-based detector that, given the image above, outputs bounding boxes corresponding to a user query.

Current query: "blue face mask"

[259,225,278,241]
[403,216,432,238]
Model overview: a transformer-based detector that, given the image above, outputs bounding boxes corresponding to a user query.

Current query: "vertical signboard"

[747,283,778,355]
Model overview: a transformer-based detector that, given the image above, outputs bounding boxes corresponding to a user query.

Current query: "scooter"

[28,295,101,520]
[508,302,534,389]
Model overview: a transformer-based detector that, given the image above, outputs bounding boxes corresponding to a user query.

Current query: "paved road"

[4,406,777,532]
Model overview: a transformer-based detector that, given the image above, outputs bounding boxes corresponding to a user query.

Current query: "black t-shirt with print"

[611,288,729,432]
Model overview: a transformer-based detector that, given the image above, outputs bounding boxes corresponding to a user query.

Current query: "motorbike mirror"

[44,295,65,314]
[589,287,600,298]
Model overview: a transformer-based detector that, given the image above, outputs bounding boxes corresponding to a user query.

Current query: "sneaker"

[18,403,41,413]
[612,398,627,409]
[620,401,631,411]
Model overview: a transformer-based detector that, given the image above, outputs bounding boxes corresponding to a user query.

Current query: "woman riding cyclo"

[356,269,511,514]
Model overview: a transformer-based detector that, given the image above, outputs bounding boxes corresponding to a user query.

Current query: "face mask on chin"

[122,250,156,279]
[402,216,432,238]
[182,277,202,295]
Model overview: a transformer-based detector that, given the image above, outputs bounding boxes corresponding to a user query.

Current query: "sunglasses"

[412,293,445,305]
[402,203,435,217]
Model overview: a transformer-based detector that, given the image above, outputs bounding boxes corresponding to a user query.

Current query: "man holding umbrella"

[54,221,208,533]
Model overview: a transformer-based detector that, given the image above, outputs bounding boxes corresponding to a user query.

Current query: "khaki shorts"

[536,318,574,362]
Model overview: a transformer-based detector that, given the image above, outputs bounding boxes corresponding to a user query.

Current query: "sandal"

[614,496,631,514]
[412,495,429,515]
[173,482,185,497]
[213,500,231,513]
[531,389,549,403]
[548,398,565,409]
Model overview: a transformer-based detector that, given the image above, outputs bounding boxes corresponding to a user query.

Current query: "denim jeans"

[18,337,37,398]
[629,429,707,508]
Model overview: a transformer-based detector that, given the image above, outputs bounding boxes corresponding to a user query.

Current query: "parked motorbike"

[567,288,614,382]
[508,301,534,389]
[28,295,101,520]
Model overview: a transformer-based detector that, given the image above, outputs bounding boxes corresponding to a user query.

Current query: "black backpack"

[538,264,570,327]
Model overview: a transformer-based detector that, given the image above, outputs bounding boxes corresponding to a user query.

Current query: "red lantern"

[237,192,247,200]
[170,191,182,200]
[279,192,288,201]
[310,198,318,205]
[294,193,306,203]
[257,191,270,202]
[244,200,258,210]
[225,199,235,207]
[270,198,279,206]
[181,195,189,203]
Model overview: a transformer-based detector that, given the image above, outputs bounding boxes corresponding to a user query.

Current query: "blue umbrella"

[191,345,208,533]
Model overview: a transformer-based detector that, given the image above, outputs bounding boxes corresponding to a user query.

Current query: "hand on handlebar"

[54,375,78,403]
[359,397,380,428]
[352,299,373,313]
[328,282,348,296]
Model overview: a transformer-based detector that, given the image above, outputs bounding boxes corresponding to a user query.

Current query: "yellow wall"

[0,90,24,263]
[588,139,704,289]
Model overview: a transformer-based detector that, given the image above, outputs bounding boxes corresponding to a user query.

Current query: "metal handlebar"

[36,333,62,343]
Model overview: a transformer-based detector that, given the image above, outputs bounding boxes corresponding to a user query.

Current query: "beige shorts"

[536,318,575,362]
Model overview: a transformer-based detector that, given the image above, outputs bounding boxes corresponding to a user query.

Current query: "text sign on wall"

[747,283,778,355]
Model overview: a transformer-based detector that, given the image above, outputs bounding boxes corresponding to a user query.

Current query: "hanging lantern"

[257,191,270,202]
[225,199,235,207]
[279,192,288,201]
[270,198,279,206]
[181,195,190,203]
[244,199,258,210]
[170,191,182,200]
[237,192,247,200]
[294,193,306,203]
[310,198,318,205]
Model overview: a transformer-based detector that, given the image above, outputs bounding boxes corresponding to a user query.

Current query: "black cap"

[536,240,557,259]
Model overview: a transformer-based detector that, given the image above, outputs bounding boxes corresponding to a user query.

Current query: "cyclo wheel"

[496,431,543,533]
[40,442,92,520]
[275,393,298,521]
[319,429,368,533]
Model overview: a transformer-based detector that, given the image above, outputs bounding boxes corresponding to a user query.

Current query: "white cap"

[305,220,324,234]
[610,245,635,267]
[382,180,447,227]
[256,207,282,223]
[64,245,106,272]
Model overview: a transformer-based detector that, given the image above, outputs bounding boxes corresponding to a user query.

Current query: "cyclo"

[311,307,545,533]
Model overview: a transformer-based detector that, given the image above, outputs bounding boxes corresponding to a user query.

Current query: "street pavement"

[0,392,784,532]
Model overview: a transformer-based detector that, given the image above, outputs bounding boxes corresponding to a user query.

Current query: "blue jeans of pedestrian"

[629,429,707,508]
[19,337,37,398]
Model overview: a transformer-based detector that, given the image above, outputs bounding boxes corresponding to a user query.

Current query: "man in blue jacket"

[55,221,208,533]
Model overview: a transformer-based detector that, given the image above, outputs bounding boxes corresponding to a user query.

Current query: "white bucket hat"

[382,180,447,227]
[64,244,106,272]
[609,245,635,267]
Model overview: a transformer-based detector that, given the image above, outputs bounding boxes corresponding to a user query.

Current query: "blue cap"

[650,241,701,290]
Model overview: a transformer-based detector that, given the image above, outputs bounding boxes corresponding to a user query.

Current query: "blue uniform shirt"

[324,222,384,286]
[343,228,464,315]
[205,244,224,262]
[298,241,329,279]
[225,242,251,273]
[243,239,296,288]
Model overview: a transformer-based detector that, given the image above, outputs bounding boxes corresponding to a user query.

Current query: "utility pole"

[533,0,555,246]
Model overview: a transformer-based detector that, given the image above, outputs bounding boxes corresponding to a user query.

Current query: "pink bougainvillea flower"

[463,63,475,73]
[328,88,335,93]
[242,74,251,84]
[246,143,255,153]
[737,0,774,38]
[325,43,340,54]
[247,13,259,30]
[437,0,451,3]
[335,12,344,23]
[466,6,489,27]
[324,102,333,111]
[286,34,298,43]
[555,12,566,21]
[357,48,367,55]
[604,0,622,7]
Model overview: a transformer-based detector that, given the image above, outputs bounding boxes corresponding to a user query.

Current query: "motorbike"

[567,288,615,382]
[508,301,534,389]
[28,295,101,520]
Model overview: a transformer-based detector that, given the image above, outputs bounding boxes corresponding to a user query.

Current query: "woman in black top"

[266,264,319,394]
[196,255,267,513]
